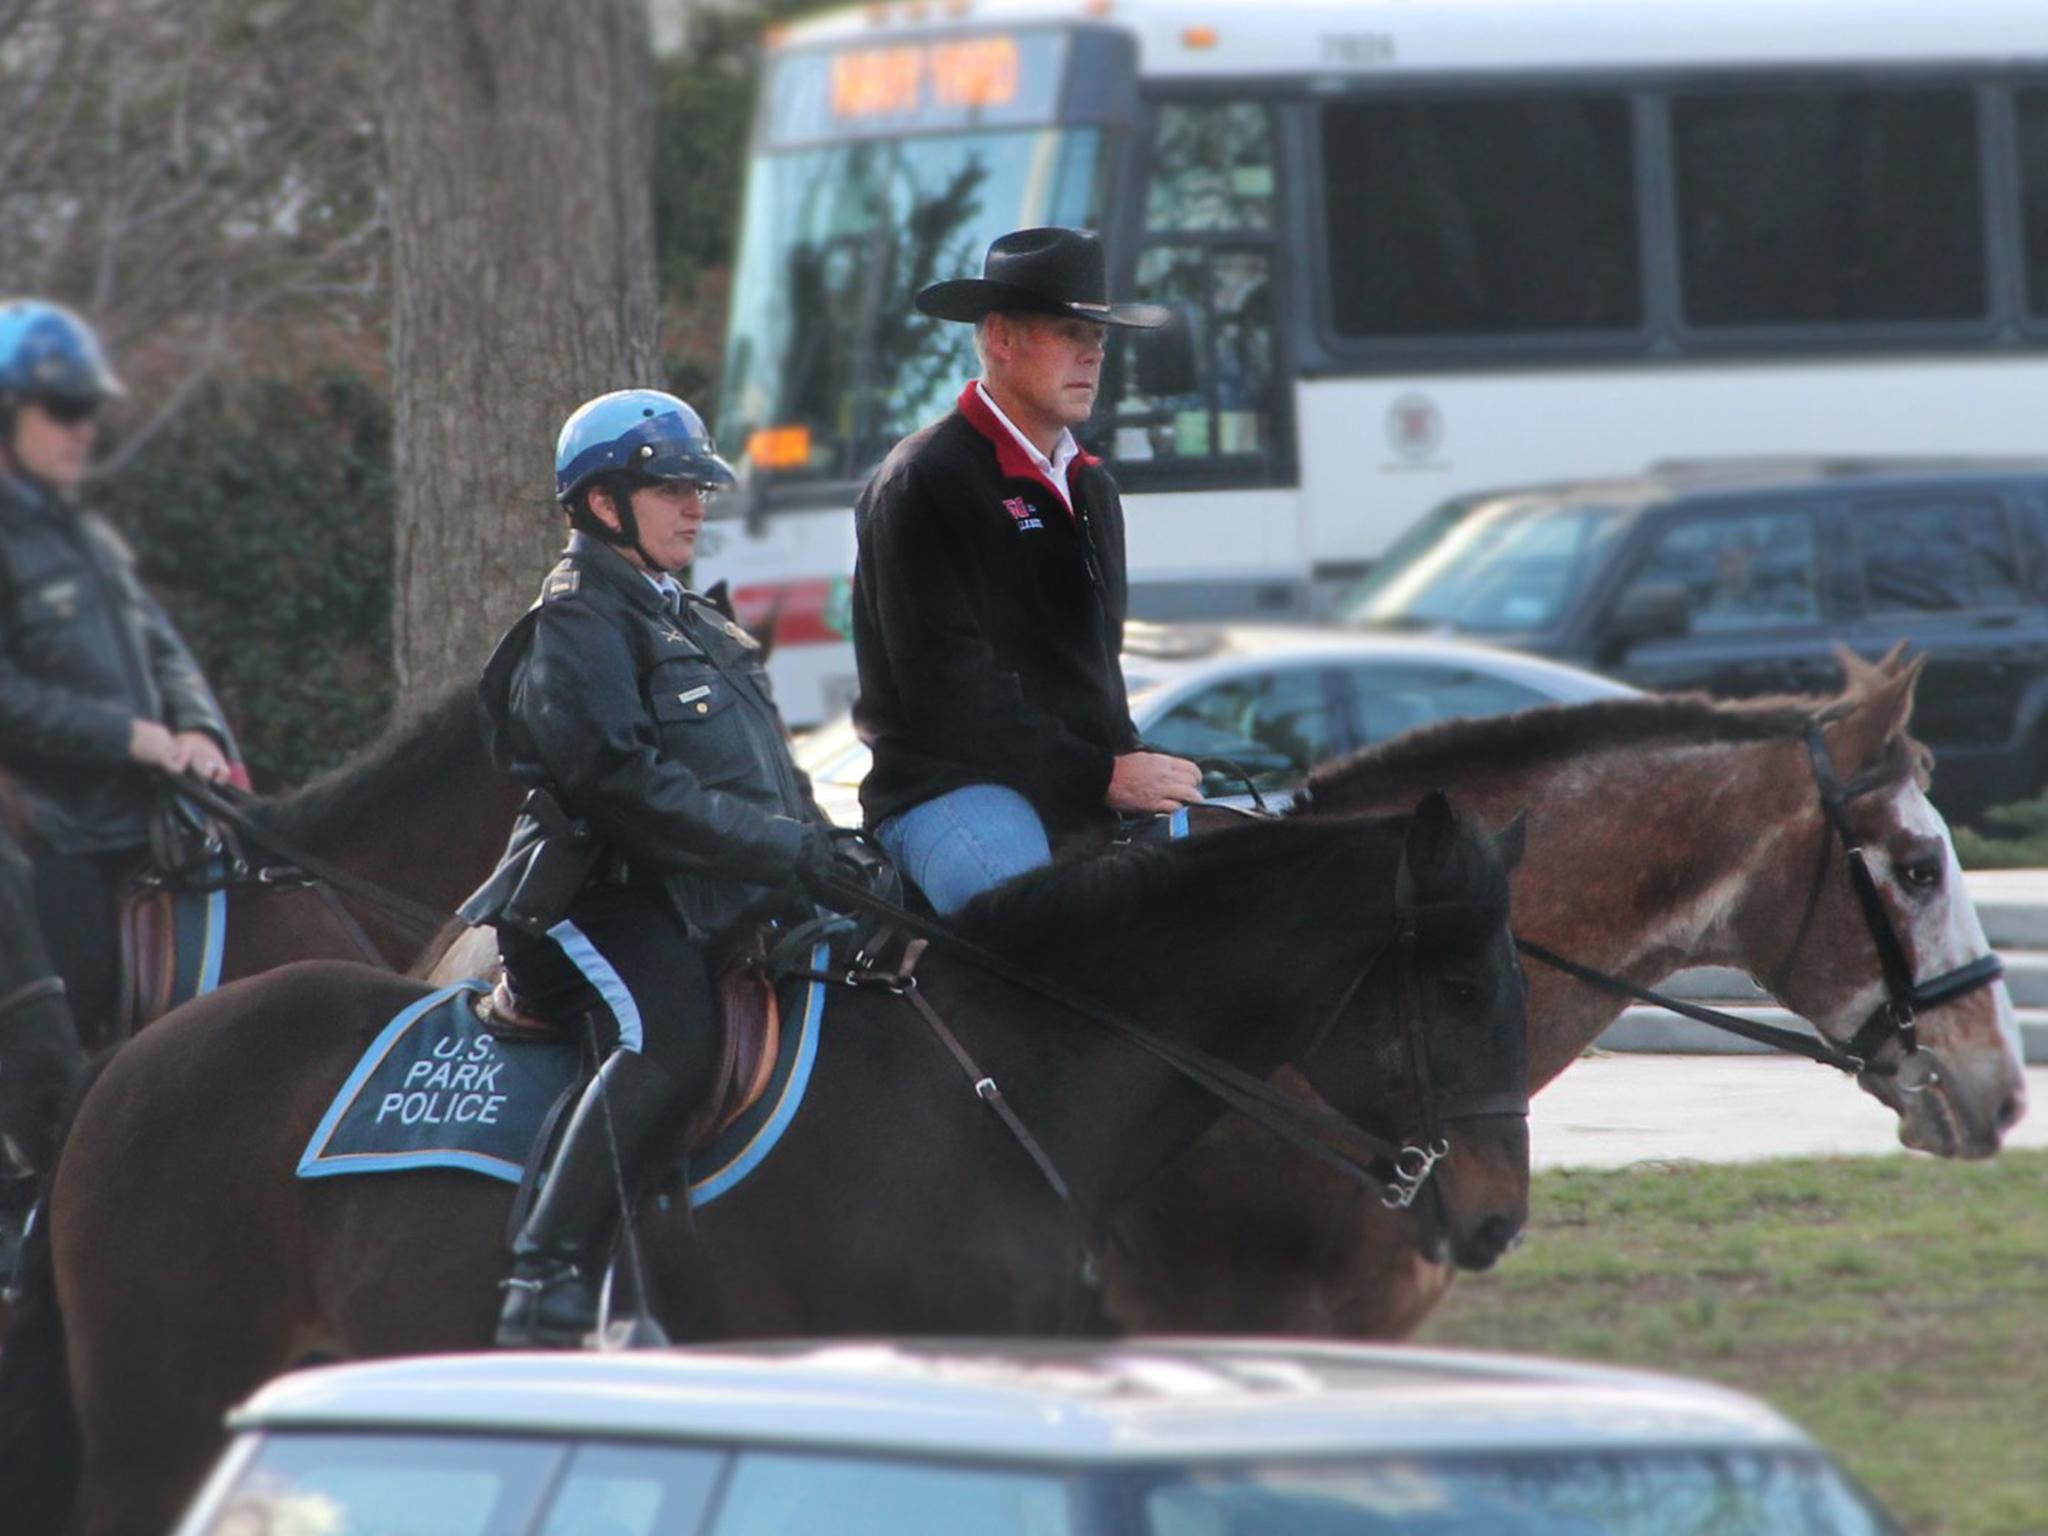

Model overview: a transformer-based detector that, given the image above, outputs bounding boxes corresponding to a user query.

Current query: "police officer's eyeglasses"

[39,396,99,426]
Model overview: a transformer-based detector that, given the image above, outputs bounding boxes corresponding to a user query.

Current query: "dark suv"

[1339,460,2048,822]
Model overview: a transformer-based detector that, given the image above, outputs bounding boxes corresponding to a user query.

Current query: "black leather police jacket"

[0,472,233,854]
[460,533,824,943]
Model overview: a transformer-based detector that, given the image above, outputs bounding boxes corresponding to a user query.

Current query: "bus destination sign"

[766,30,1070,145]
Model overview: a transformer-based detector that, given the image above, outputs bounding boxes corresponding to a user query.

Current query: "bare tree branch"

[0,0,385,455]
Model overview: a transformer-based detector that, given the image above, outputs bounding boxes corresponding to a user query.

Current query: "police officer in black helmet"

[461,388,839,1348]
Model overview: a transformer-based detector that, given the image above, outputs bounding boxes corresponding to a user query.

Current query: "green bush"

[96,364,396,790]
[1953,794,2048,869]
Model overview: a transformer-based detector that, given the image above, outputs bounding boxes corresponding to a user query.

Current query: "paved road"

[1531,1055,2048,1169]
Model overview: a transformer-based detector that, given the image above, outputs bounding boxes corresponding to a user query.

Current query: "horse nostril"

[1474,1215,1520,1257]
[1996,1090,2026,1134]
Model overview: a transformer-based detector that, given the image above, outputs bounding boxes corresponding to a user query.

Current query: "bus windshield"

[1338,497,1626,636]
[720,119,1110,486]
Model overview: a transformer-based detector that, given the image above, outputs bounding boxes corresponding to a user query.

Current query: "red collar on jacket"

[956,381,1101,514]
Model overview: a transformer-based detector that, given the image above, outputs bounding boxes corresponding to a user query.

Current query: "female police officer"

[460,388,836,1347]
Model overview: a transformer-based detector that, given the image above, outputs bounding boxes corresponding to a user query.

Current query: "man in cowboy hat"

[848,226,1202,915]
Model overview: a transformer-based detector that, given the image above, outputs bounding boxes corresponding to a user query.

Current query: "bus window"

[2020,88,2048,319]
[1319,93,1640,338]
[1672,85,1986,328]
[1144,102,1275,232]
[1109,101,1280,473]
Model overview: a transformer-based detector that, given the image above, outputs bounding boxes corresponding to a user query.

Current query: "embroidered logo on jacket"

[1002,497,1043,532]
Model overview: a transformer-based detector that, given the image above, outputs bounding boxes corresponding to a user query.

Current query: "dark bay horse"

[1105,650,2026,1340]
[3,795,1528,1536]
[0,687,518,1188]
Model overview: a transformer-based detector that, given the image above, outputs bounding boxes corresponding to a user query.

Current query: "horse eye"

[1899,858,1944,893]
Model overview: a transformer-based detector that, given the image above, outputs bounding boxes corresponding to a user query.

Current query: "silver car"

[797,623,1638,826]
[173,1339,1900,1536]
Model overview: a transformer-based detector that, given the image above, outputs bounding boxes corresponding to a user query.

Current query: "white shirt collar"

[644,570,683,608]
[976,381,1079,509]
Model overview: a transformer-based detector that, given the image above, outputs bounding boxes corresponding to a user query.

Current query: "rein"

[803,857,1514,1219]
[151,773,453,950]
[1520,725,2003,1080]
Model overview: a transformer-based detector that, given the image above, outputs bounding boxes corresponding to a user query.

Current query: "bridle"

[1770,726,2005,1081]
[801,837,1527,1231]
[1520,724,2004,1082]
[1352,855,1528,1211]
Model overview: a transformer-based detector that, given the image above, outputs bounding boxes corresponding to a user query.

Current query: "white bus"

[700,0,2048,724]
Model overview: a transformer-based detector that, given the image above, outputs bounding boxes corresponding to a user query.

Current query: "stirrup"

[495,1260,596,1349]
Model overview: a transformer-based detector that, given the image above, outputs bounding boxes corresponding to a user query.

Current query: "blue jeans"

[875,784,1052,916]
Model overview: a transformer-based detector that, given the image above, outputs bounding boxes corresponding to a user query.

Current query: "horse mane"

[1297,683,1924,811]
[251,684,487,852]
[952,810,1507,971]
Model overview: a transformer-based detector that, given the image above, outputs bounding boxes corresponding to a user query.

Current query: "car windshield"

[1338,498,1623,635]
[719,124,1110,486]
[191,1437,1898,1536]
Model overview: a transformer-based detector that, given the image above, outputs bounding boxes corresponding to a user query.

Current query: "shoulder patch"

[541,569,581,601]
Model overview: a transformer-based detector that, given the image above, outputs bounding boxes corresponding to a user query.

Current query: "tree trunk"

[379,0,661,700]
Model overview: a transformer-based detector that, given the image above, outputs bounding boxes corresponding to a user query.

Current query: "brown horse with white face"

[1105,649,2025,1339]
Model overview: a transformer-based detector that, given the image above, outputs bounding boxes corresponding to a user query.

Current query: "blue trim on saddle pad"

[1168,807,1190,840]
[192,887,227,996]
[293,945,832,1204]
[689,941,829,1208]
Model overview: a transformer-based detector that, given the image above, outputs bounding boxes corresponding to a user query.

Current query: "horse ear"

[1405,789,1459,876]
[1824,652,1927,775]
[1835,639,1910,691]
[1833,642,1873,689]
[1492,810,1528,875]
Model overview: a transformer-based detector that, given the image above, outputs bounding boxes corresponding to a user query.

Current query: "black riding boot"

[496,1049,680,1349]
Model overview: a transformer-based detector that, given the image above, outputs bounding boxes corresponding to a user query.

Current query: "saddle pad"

[296,982,577,1183]
[296,945,830,1207]
[118,869,229,1036]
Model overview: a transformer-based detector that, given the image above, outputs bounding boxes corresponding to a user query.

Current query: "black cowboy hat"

[914,227,1170,330]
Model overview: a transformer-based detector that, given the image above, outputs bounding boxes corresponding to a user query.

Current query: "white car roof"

[232,1339,1809,1465]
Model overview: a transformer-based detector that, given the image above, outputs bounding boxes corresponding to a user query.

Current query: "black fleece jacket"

[851,383,1140,838]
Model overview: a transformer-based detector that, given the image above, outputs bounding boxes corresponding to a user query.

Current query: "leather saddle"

[479,935,782,1150]
[113,881,180,1046]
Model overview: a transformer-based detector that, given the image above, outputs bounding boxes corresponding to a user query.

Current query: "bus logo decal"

[1386,392,1444,464]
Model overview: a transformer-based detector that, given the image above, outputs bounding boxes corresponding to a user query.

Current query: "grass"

[1954,793,2048,867]
[1419,1151,2048,1536]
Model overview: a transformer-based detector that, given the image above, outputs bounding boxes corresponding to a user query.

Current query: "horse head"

[1734,646,2025,1159]
[1302,791,1530,1271]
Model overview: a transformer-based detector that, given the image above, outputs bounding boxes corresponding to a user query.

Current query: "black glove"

[792,823,840,898]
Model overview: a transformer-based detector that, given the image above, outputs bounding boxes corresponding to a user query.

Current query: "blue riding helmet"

[0,299,125,402]
[554,389,736,504]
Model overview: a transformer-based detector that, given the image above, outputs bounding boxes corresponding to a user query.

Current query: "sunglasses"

[38,396,100,426]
